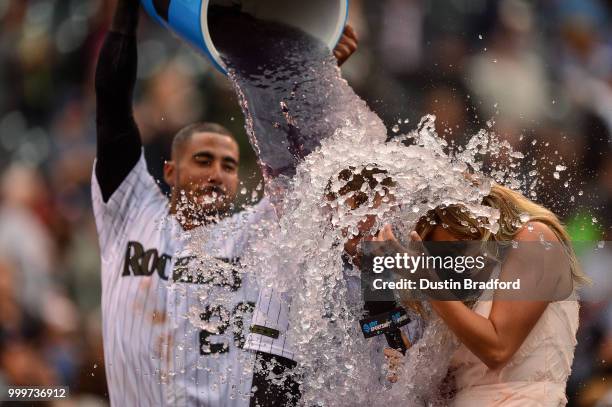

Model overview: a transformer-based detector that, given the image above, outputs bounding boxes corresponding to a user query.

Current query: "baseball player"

[92,1,358,405]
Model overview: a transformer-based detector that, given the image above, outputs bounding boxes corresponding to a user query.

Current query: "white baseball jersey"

[244,288,296,360]
[92,152,274,406]
[92,153,177,406]
[164,197,275,406]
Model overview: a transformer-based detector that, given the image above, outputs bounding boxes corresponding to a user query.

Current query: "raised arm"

[426,223,555,370]
[95,0,142,202]
[375,223,556,371]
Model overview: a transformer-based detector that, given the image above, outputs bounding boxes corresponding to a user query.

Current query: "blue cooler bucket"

[141,0,349,75]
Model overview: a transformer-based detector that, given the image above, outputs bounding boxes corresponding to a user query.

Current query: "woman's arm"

[429,222,558,370]
[429,300,547,370]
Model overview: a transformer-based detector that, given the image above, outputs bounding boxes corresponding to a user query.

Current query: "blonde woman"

[378,184,588,406]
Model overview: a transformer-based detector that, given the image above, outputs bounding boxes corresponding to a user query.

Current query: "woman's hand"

[374,224,424,246]
[373,225,432,279]
[372,224,409,255]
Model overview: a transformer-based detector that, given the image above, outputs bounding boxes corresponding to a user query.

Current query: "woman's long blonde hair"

[413,184,589,286]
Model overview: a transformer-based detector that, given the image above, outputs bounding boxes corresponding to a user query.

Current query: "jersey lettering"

[122,241,171,280]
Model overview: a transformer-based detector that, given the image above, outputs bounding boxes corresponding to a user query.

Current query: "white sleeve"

[241,198,297,358]
[91,151,166,259]
[243,287,296,360]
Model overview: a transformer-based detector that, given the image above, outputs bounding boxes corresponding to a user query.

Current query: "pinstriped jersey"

[244,288,296,360]
[92,153,177,407]
[92,152,274,406]
[164,197,275,406]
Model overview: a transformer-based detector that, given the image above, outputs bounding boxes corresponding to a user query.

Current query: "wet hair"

[171,122,235,158]
[325,165,395,208]
[414,184,589,286]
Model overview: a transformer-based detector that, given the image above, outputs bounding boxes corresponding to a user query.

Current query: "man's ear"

[164,161,176,187]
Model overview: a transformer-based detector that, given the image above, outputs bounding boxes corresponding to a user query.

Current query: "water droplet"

[478,34,483,40]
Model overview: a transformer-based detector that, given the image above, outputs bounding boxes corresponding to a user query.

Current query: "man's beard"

[174,188,232,226]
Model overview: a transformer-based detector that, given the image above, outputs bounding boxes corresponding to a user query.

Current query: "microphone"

[359,240,409,354]
[360,301,409,354]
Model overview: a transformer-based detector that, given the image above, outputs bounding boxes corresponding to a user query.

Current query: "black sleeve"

[250,352,301,406]
[95,31,142,202]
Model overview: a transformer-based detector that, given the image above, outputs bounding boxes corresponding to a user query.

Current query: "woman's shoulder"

[515,221,559,242]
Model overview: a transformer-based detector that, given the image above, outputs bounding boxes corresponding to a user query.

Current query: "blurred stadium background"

[0,0,610,405]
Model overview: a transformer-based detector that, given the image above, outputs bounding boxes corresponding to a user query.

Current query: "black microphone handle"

[384,329,407,355]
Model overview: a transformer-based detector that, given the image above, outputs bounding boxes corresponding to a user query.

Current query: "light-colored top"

[449,297,579,406]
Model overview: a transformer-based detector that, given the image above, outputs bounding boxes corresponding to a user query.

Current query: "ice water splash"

[240,112,530,404]
[209,6,386,198]
[193,6,553,406]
